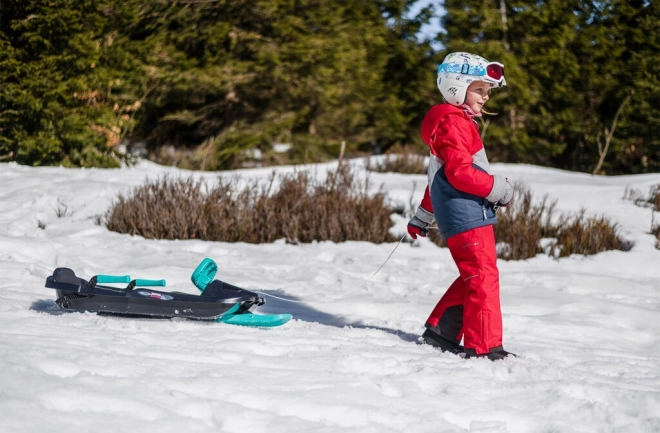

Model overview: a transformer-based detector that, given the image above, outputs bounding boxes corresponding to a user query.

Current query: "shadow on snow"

[257,289,420,344]
[31,289,420,344]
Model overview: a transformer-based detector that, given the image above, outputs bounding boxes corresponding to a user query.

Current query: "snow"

[1,159,659,433]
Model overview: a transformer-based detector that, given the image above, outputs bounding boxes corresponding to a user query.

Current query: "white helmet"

[436,52,507,106]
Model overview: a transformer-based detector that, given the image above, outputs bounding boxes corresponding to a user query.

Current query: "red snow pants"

[426,225,503,355]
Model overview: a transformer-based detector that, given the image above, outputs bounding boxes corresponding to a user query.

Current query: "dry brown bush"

[427,183,633,260]
[551,210,633,257]
[103,166,396,244]
[493,185,557,260]
[624,183,660,249]
[652,224,660,250]
[366,144,427,174]
[427,227,447,248]
[624,184,660,212]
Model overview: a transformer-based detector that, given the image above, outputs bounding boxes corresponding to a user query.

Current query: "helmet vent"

[447,87,458,96]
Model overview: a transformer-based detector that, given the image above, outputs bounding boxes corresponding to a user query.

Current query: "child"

[407,52,514,361]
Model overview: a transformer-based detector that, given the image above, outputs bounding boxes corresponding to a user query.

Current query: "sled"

[44,258,292,327]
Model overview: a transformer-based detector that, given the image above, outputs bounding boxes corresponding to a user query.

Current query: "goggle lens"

[487,64,504,81]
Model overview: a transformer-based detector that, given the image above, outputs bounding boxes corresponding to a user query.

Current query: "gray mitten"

[498,180,514,207]
[486,174,510,203]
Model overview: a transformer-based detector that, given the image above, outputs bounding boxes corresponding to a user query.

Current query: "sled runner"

[44,258,292,327]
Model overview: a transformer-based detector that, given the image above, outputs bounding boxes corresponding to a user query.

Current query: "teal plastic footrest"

[191,258,218,292]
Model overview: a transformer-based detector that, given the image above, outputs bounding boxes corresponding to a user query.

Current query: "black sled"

[44,258,292,327]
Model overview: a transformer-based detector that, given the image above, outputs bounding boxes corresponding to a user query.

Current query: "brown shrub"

[366,144,427,174]
[551,210,634,257]
[623,183,660,249]
[426,183,633,260]
[103,166,396,244]
[624,183,660,212]
[652,223,660,250]
[650,185,660,212]
[493,185,557,260]
[427,227,447,248]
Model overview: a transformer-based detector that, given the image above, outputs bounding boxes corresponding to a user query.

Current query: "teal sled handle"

[133,279,166,287]
[96,275,131,284]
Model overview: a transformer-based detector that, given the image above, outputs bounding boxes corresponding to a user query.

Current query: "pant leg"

[425,276,466,344]
[447,225,503,354]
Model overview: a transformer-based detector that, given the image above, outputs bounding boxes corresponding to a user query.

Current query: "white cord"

[254,233,410,303]
[366,233,407,281]
[253,291,305,303]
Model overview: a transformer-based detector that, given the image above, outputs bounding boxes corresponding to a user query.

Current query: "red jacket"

[419,104,498,239]
[419,104,494,212]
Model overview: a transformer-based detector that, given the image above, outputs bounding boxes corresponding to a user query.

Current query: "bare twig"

[593,92,633,175]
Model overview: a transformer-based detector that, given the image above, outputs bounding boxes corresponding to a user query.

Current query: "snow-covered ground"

[1,159,659,433]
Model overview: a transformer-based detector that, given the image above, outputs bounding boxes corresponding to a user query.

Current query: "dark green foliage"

[103,166,396,244]
[0,0,136,167]
[1,0,656,173]
[440,0,659,174]
[119,0,438,169]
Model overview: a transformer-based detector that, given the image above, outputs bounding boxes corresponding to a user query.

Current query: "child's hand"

[407,206,435,239]
[407,219,429,239]
[487,174,512,204]
[498,179,514,207]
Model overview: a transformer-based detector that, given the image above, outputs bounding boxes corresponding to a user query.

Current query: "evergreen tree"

[439,0,659,174]
[0,0,133,167]
[2,0,655,173]
[123,0,438,168]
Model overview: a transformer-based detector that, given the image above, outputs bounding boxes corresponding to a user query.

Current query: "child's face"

[465,81,491,114]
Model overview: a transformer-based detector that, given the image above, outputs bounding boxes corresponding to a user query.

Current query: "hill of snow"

[1,160,659,433]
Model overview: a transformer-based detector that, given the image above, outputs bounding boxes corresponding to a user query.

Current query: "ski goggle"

[438,61,506,86]
[486,63,504,81]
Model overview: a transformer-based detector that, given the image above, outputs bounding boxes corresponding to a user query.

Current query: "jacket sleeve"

[420,185,433,213]
[433,117,494,198]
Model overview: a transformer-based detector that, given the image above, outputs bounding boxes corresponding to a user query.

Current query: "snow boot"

[422,327,464,355]
[464,347,516,361]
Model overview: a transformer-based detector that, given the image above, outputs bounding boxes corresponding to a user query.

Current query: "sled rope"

[366,233,407,281]
[253,291,305,303]
[254,230,435,303]
[367,226,439,280]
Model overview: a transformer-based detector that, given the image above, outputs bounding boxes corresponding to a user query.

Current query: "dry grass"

[624,183,660,249]
[102,166,396,244]
[428,183,633,260]
[624,184,660,212]
[551,210,633,257]
[493,185,556,260]
[102,168,635,256]
[366,144,427,174]
[652,223,660,250]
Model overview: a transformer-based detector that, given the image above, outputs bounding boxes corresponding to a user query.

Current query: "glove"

[407,206,435,239]
[498,180,514,207]
[486,174,512,203]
